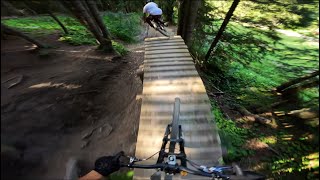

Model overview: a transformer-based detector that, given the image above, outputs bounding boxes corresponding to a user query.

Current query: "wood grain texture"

[133,36,222,180]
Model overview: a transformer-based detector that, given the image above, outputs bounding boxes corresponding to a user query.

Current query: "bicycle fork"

[156,124,187,167]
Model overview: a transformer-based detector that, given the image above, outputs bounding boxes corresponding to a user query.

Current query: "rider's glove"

[94,155,121,176]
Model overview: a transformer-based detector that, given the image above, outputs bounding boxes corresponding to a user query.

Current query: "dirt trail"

[1,33,145,179]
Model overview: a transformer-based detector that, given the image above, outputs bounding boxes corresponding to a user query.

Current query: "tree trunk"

[204,0,240,62]
[48,11,69,34]
[183,0,201,47]
[1,23,46,48]
[96,0,104,11]
[177,0,186,36]
[181,0,190,39]
[125,0,131,13]
[167,0,176,24]
[233,104,272,125]
[68,1,102,39]
[59,1,88,26]
[69,0,113,52]
[276,70,319,92]
[282,78,319,95]
[85,0,112,39]
[84,0,113,52]
[1,0,24,16]
[21,1,37,15]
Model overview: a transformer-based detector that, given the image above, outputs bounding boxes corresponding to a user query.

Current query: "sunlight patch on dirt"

[245,138,269,150]
[29,82,82,89]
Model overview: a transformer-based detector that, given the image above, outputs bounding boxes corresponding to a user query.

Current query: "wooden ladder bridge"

[134,36,223,179]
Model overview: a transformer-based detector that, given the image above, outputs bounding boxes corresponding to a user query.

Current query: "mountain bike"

[151,18,169,37]
[115,98,266,180]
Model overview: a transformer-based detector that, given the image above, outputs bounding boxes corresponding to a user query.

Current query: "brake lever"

[129,156,143,164]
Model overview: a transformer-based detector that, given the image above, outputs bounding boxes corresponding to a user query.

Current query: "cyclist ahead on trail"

[143,0,164,30]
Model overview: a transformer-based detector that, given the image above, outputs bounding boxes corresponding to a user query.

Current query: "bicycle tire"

[169,98,180,153]
[157,28,170,37]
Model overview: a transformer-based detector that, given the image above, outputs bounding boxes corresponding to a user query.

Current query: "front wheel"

[153,21,169,37]
[157,27,170,37]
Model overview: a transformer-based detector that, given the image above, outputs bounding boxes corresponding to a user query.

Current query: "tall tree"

[204,0,240,62]
[183,0,202,47]
[1,0,24,16]
[1,23,46,48]
[276,70,319,92]
[177,0,186,36]
[177,0,201,46]
[85,0,112,39]
[61,0,114,52]
[96,0,104,10]
[48,11,69,34]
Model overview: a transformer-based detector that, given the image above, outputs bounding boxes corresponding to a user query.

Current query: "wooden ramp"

[134,36,222,180]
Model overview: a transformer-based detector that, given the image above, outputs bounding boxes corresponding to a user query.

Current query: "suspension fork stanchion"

[178,125,187,167]
[157,124,171,163]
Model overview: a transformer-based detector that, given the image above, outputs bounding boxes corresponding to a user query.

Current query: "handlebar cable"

[130,148,179,163]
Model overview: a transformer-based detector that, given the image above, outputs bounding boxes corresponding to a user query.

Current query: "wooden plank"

[138,118,213,129]
[138,122,214,132]
[143,77,204,86]
[145,45,188,51]
[144,70,199,78]
[145,61,194,67]
[145,57,193,63]
[135,146,221,161]
[136,135,215,149]
[145,42,186,48]
[144,65,195,72]
[139,94,209,106]
[142,83,206,95]
[145,53,190,59]
[145,38,184,45]
[144,36,181,42]
[140,103,211,113]
[145,48,189,55]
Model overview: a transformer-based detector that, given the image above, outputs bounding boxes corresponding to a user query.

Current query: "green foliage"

[2,12,142,44]
[211,102,254,162]
[255,130,319,179]
[209,0,319,31]
[102,12,142,43]
[1,16,60,34]
[112,40,128,55]
[199,1,319,178]
[156,0,177,23]
[192,18,319,108]
[2,13,140,53]
[109,170,134,180]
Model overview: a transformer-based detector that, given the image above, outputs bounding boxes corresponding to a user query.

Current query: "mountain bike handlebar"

[120,163,230,179]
